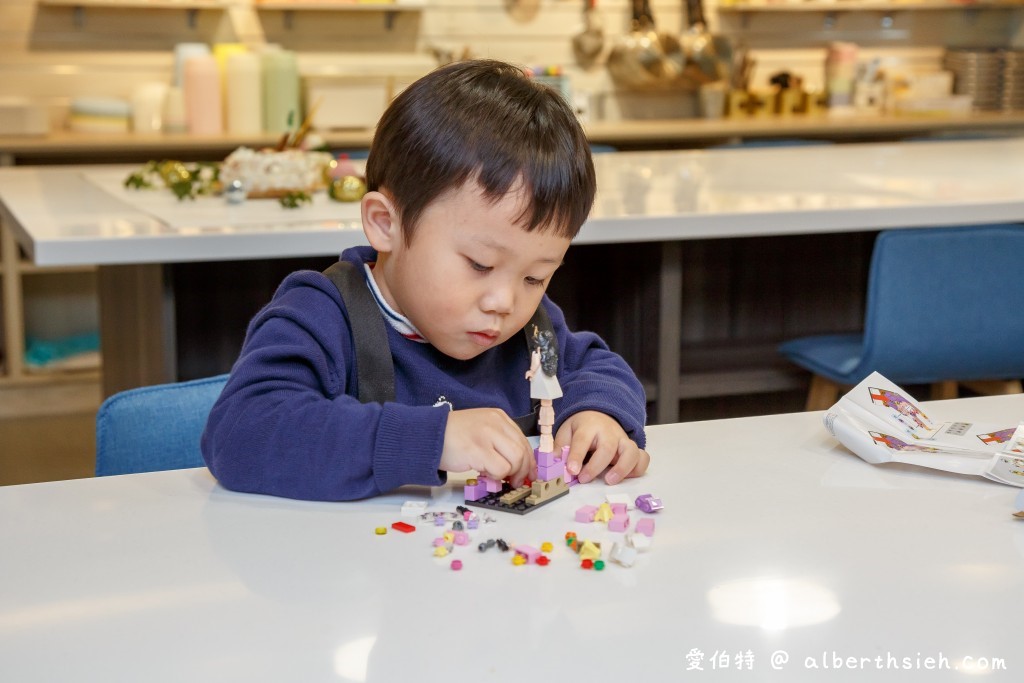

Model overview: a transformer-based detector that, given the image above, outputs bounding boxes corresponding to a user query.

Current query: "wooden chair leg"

[930,381,959,400]
[806,375,841,411]
[960,379,1024,396]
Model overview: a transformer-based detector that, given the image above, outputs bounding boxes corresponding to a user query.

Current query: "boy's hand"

[441,408,534,487]
[556,411,650,485]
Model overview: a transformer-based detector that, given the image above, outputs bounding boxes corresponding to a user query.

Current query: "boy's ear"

[361,190,400,253]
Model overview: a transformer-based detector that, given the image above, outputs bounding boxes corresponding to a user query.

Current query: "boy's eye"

[468,259,492,273]
[525,276,546,287]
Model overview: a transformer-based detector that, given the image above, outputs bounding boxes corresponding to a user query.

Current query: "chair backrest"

[856,225,1024,383]
[95,374,229,476]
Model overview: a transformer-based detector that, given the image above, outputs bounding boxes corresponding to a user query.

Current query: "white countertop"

[2,395,1022,681]
[4,138,1024,266]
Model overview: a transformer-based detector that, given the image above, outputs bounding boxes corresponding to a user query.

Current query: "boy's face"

[370,180,571,360]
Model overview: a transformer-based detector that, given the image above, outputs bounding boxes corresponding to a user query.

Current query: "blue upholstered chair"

[95,374,229,476]
[779,225,1024,410]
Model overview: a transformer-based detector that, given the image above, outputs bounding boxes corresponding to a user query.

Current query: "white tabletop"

[4,138,1024,265]
[2,394,1023,682]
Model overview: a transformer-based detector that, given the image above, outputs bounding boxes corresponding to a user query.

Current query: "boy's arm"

[543,297,647,449]
[201,272,447,501]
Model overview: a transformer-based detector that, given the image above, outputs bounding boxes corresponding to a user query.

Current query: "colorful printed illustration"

[870,431,943,454]
[977,428,1016,445]
[868,386,935,433]
[1000,457,1024,477]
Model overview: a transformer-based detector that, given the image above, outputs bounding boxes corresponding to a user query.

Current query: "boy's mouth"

[468,330,500,347]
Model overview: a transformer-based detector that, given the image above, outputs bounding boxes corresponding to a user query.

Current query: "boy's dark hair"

[366,59,596,244]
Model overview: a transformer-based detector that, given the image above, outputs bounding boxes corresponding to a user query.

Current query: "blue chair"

[779,225,1024,410]
[95,374,229,476]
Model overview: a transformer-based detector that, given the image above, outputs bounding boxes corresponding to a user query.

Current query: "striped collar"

[362,262,427,343]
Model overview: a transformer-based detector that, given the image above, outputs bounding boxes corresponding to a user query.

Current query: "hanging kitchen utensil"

[607,0,681,90]
[572,0,605,70]
[681,0,724,85]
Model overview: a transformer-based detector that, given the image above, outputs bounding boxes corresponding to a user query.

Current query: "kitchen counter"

[4,111,1024,164]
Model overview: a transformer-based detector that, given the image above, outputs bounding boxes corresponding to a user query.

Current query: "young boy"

[202,59,649,501]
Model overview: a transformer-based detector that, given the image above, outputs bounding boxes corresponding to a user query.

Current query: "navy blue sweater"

[201,246,647,501]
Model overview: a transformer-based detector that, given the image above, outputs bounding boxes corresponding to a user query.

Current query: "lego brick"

[536,448,558,468]
[536,460,565,482]
[605,493,633,510]
[464,479,487,502]
[635,518,655,537]
[626,532,652,551]
[593,502,613,523]
[401,500,428,517]
[525,477,569,506]
[514,545,541,563]
[609,542,638,568]
[465,481,570,515]
[635,493,664,513]
[575,505,597,523]
[391,521,415,533]
[608,513,630,532]
[482,475,504,493]
[453,531,469,546]
[578,540,601,561]
[610,503,627,516]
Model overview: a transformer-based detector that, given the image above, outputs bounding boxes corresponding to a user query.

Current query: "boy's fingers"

[578,433,616,484]
[603,438,642,485]
[567,428,596,481]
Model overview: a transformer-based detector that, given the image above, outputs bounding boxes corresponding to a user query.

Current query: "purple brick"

[464,480,487,502]
[535,448,557,468]
[482,476,503,493]
[467,518,479,529]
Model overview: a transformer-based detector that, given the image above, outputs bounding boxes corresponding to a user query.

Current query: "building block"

[536,555,550,566]
[451,560,463,571]
[540,542,553,553]
[626,533,652,551]
[464,478,487,502]
[512,553,527,566]
[374,527,387,535]
[401,500,428,517]
[465,480,569,515]
[578,540,601,561]
[575,505,597,523]
[635,493,664,513]
[593,560,605,571]
[499,484,532,505]
[605,492,633,510]
[593,502,613,523]
[536,460,565,482]
[608,513,630,532]
[536,448,558,468]
[453,531,469,546]
[466,518,479,530]
[610,503,627,516]
[525,477,569,506]
[635,518,655,537]
[433,546,449,557]
[609,542,638,568]
[514,545,542,563]
[391,521,415,533]
[482,475,504,493]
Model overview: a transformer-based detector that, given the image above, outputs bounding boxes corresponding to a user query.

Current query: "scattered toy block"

[512,553,527,566]
[578,540,601,561]
[609,542,638,568]
[514,545,542,564]
[536,460,565,482]
[635,518,655,537]
[626,533,652,551]
[610,503,627,516]
[401,500,428,517]
[635,493,663,513]
[605,492,633,510]
[575,505,598,523]
[536,555,550,566]
[374,527,387,535]
[540,541,553,553]
[465,480,569,515]
[608,513,630,532]
[450,559,463,571]
[453,531,469,546]
[593,502,613,523]
[433,546,449,557]
[391,521,415,533]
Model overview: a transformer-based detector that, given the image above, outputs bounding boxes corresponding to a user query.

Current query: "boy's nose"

[481,285,514,315]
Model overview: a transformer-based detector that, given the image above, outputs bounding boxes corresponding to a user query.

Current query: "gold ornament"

[329,175,367,202]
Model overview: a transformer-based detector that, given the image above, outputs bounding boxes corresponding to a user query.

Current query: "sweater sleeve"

[544,297,648,449]
[200,271,448,501]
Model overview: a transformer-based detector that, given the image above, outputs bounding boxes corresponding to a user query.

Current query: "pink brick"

[608,513,630,532]
[636,518,655,537]
[575,505,597,523]
[482,476,503,493]
[535,448,557,468]
[453,531,469,546]
[611,503,627,515]
[514,545,541,563]
[536,460,565,482]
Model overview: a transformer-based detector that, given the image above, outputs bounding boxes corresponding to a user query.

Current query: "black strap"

[322,261,396,404]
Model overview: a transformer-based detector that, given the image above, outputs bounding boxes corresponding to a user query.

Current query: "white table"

[2,395,1023,682]
[4,139,1024,418]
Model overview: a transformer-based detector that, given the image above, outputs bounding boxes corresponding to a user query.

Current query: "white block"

[610,542,638,568]
[626,533,652,552]
[401,501,428,518]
